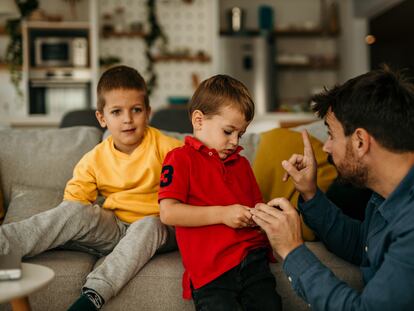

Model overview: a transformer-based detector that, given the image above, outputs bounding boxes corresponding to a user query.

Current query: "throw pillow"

[4,184,63,224]
[253,128,337,241]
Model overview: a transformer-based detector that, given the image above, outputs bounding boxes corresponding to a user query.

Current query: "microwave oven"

[35,37,88,67]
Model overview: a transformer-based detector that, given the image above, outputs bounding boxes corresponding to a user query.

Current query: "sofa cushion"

[99,244,362,311]
[239,132,261,164]
[291,120,328,143]
[253,128,337,241]
[3,184,63,224]
[99,252,195,310]
[0,126,102,208]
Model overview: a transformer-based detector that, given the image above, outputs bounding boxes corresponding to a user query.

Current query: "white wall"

[0,34,25,127]
[338,0,369,82]
[353,0,403,18]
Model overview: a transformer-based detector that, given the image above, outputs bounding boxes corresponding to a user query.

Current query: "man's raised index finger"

[302,130,316,159]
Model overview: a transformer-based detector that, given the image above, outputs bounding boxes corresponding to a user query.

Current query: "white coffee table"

[0,263,55,311]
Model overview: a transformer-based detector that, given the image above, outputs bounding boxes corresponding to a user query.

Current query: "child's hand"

[223,204,254,229]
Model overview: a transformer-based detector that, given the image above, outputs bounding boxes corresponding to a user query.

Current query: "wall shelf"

[276,56,339,70]
[219,28,339,37]
[275,28,339,37]
[0,63,21,71]
[277,63,338,70]
[101,30,146,38]
[152,54,211,63]
[24,21,91,30]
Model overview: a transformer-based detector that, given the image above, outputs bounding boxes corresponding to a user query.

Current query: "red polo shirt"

[159,136,270,299]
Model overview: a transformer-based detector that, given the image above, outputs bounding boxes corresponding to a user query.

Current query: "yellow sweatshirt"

[64,127,183,223]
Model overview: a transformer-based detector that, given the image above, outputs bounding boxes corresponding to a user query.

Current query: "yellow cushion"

[253,128,337,241]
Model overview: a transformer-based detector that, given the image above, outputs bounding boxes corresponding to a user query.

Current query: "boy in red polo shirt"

[158,75,282,310]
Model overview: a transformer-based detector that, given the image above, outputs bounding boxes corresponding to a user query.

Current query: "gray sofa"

[0,125,363,311]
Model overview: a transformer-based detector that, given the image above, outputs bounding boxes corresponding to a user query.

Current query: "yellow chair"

[253,128,337,241]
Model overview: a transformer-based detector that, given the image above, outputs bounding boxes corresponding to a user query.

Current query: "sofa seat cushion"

[95,251,194,310]
[23,250,97,311]
[4,184,63,224]
[99,243,362,311]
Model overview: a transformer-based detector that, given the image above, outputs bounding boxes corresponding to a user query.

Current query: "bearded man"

[251,66,414,311]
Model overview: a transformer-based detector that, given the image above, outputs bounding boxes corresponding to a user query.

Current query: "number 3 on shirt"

[160,165,174,187]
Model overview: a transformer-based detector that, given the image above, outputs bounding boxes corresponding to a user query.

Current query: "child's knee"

[127,216,166,237]
[143,215,162,225]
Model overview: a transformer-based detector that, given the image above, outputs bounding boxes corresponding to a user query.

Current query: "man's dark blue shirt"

[283,165,414,310]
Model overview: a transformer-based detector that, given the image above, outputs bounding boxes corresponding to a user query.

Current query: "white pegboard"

[98,0,215,111]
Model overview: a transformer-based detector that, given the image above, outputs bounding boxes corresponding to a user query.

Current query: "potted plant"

[5,0,38,97]
[144,0,168,95]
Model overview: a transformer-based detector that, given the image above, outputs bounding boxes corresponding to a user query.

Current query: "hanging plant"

[144,0,168,95]
[5,0,39,98]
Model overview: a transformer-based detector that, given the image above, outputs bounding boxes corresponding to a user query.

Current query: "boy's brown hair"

[188,74,255,122]
[97,65,149,112]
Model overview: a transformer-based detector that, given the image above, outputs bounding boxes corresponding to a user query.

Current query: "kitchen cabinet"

[22,21,93,117]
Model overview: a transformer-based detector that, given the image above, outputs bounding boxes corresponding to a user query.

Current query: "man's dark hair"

[311,65,414,152]
[97,65,149,112]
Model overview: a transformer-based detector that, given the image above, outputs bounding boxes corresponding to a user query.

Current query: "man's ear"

[353,128,371,157]
[95,110,107,128]
[191,110,204,131]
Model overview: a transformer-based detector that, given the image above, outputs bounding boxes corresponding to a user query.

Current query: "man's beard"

[328,143,368,188]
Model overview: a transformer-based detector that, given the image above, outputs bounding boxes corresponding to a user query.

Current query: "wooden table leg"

[10,297,31,311]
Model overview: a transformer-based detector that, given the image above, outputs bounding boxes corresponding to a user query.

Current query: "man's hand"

[282,130,318,201]
[222,204,255,229]
[251,198,304,260]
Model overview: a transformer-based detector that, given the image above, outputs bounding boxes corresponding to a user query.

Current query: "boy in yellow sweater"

[0,66,182,310]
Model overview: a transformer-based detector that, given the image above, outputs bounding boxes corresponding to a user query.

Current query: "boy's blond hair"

[188,74,255,122]
[97,65,149,112]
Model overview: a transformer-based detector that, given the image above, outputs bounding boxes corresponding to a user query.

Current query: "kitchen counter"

[247,112,318,133]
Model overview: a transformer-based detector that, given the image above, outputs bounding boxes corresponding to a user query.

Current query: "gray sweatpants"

[0,201,176,302]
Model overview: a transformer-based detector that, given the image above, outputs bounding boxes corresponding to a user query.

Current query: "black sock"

[82,287,105,310]
[67,288,105,311]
